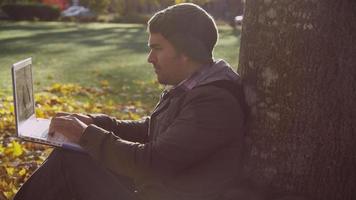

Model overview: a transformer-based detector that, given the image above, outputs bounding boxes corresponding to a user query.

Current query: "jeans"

[14,148,141,200]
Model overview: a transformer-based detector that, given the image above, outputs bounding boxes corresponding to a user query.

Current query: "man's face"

[147,33,188,85]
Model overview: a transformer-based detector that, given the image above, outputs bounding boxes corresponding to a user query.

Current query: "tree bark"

[238,0,356,199]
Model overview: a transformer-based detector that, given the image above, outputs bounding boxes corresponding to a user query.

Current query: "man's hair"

[147,3,218,64]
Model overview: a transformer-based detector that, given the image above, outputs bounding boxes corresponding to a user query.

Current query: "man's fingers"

[49,116,71,135]
[48,121,55,136]
[52,116,70,122]
[55,112,71,117]
[55,112,92,124]
[48,116,87,143]
[71,113,93,125]
[71,114,81,119]
[49,117,63,136]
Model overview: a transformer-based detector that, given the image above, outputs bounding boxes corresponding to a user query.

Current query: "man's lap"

[14,148,140,200]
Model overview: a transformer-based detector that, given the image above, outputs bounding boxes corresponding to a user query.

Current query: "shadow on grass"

[0,23,148,57]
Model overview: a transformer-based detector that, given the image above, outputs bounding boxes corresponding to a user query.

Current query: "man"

[14,3,246,200]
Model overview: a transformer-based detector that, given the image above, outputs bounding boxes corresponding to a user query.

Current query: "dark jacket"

[79,60,245,200]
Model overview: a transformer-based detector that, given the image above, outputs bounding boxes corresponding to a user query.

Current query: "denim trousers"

[14,148,141,200]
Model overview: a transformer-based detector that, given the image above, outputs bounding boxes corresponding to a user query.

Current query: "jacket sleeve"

[88,113,149,143]
[79,86,244,180]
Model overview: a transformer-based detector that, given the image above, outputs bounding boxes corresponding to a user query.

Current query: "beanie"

[148,3,218,64]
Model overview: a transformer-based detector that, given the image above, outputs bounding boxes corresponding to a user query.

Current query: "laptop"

[11,57,83,151]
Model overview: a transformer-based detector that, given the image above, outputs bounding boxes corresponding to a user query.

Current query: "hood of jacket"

[176,59,240,92]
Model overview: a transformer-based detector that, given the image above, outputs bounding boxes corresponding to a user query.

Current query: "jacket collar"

[152,59,239,116]
[165,59,239,96]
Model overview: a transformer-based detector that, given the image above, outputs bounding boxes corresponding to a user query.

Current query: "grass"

[0,21,241,108]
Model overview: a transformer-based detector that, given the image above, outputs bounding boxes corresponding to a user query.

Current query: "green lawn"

[0,21,241,107]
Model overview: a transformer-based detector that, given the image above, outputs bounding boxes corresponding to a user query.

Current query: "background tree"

[81,0,111,13]
[110,0,161,16]
[203,0,243,21]
[0,0,41,5]
[238,0,356,199]
[111,0,138,16]
[175,0,210,5]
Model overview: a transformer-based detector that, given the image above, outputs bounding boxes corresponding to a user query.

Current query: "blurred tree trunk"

[238,0,356,199]
[111,0,139,16]
[123,0,137,15]
[228,0,243,15]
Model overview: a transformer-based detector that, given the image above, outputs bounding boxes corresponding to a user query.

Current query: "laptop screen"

[12,58,35,127]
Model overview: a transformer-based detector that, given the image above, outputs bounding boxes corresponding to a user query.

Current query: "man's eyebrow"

[148,43,161,48]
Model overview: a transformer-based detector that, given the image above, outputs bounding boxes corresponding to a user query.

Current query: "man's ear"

[177,50,191,64]
[181,54,190,62]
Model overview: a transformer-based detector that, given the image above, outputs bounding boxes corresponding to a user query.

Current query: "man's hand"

[55,112,94,125]
[49,115,89,143]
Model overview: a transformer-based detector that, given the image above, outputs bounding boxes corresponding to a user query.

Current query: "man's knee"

[50,148,91,164]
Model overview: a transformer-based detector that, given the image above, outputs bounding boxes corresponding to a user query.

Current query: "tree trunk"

[238,0,356,199]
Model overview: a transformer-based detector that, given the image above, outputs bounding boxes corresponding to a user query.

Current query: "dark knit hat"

[148,3,218,64]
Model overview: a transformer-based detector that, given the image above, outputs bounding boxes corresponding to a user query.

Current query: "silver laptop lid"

[12,57,36,137]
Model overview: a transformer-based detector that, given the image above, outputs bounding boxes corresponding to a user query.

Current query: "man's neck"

[184,59,210,80]
[172,60,212,88]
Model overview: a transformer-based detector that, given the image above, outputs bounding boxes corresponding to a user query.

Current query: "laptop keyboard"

[37,120,69,143]
[48,131,70,143]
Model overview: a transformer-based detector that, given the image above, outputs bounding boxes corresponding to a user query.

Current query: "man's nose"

[147,51,155,64]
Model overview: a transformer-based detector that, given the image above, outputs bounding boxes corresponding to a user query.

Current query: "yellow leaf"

[12,187,18,195]
[100,80,109,87]
[6,167,15,176]
[0,145,4,154]
[9,104,14,113]
[36,109,45,118]
[175,0,185,4]
[4,191,14,199]
[12,141,24,157]
[19,168,27,176]
[128,112,141,120]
